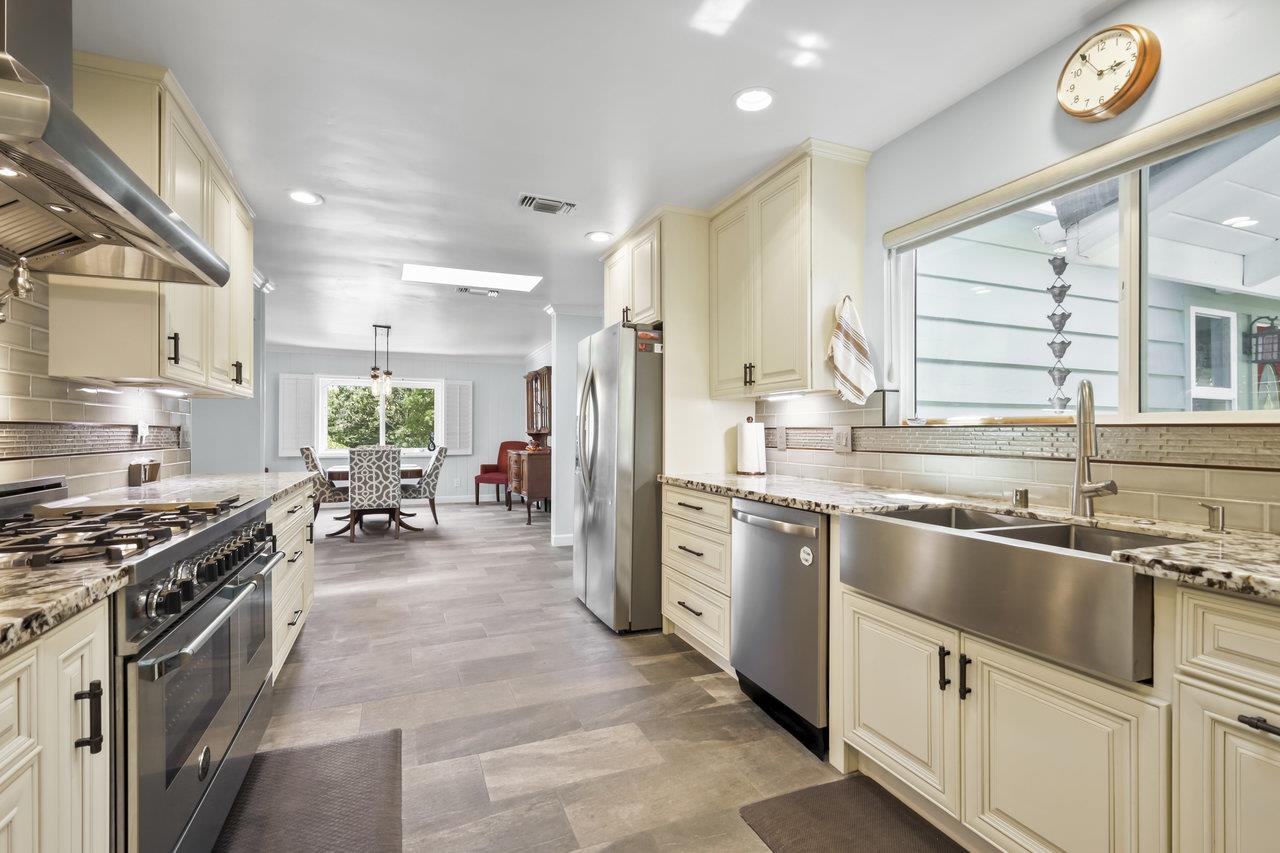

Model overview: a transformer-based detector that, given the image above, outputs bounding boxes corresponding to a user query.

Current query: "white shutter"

[278,373,316,457]
[441,380,473,456]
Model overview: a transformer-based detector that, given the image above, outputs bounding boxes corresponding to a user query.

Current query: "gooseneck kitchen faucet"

[1071,379,1118,518]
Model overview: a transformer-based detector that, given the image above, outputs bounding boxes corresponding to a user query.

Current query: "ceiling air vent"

[456,287,500,299]
[519,194,576,215]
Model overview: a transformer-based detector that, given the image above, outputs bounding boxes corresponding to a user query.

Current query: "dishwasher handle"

[731,509,819,539]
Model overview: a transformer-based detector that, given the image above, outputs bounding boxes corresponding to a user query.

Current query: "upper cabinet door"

[206,170,237,393]
[232,201,255,395]
[709,199,751,399]
[629,221,661,324]
[750,158,810,395]
[159,95,209,386]
[603,246,631,328]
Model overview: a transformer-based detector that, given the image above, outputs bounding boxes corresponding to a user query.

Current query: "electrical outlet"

[453,478,460,488]
[832,426,853,454]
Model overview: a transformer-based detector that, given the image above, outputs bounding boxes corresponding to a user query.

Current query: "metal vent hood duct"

[0,0,229,287]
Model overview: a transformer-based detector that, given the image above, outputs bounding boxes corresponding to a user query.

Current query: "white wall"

[863,0,1280,377]
[264,344,527,501]
[549,312,599,545]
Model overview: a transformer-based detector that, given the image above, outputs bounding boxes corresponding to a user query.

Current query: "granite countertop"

[0,471,316,658]
[660,472,1280,605]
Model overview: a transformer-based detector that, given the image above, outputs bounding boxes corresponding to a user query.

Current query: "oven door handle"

[136,551,284,682]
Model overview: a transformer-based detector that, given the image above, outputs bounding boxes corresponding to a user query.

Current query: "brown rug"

[740,774,962,852]
[214,729,402,853]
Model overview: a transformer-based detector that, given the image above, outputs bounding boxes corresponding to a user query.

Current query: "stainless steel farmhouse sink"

[841,511,1188,682]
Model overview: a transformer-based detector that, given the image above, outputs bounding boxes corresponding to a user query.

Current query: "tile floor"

[263,499,839,851]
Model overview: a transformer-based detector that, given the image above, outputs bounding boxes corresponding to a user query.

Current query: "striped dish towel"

[827,295,878,405]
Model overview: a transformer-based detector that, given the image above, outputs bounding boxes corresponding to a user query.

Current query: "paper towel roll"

[737,419,766,475]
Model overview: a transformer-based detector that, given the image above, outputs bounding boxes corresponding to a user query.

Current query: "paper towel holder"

[736,416,768,476]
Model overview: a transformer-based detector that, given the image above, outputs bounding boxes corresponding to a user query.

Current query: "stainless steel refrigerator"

[574,322,663,632]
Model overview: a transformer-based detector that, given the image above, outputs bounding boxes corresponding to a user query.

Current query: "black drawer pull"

[677,545,705,558]
[958,654,972,699]
[288,609,304,627]
[938,646,952,692]
[677,600,703,617]
[1239,715,1280,737]
[74,680,104,754]
[288,550,303,563]
[287,503,303,514]
[676,501,703,511]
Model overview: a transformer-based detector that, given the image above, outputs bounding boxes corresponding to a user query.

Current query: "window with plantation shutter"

[277,373,315,457]
[441,380,473,456]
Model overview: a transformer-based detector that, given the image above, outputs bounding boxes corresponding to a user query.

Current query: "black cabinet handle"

[622,306,631,324]
[167,332,180,364]
[677,600,703,617]
[1239,715,1280,737]
[233,360,244,385]
[958,654,972,699]
[743,362,748,386]
[747,363,756,385]
[938,646,952,692]
[288,550,303,563]
[306,523,314,544]
[288,609,304,627]
[677,544,705,558]
[74,680,104,754]
[676,501,703,511]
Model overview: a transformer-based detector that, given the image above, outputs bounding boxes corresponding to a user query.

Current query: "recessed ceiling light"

[288,189,324,206]
[795,33,827,50]
[543,305,556,316]
[403,263,542,292]
[734,87,774,112]
[791,51,820,68]
[1222,215,1258,228]
[0,167,21,178]
[585,231,614,243]
[47,204,73,214]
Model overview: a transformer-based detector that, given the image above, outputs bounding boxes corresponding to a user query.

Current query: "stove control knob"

[143,587,162,619]
[198,560,219,583]
[179,579,196,601]
[162,588,184,614]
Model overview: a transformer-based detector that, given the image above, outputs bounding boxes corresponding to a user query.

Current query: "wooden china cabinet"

[509,366,552,524]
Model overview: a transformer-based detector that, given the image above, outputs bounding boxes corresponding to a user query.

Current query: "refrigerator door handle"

[577,367,595,489]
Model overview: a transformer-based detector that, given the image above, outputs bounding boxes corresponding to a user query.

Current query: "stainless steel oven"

[123,539,281,853]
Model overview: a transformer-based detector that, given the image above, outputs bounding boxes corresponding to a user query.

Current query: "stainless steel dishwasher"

[730,498,828,758]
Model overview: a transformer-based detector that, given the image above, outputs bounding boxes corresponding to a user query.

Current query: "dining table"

[323,462,427,537]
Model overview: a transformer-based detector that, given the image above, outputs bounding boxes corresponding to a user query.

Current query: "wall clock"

[1057,24,1160,122]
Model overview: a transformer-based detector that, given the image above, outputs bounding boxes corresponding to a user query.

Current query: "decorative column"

[1046,256,1073,413]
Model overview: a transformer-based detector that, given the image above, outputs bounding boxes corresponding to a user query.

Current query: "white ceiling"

[72,0,1122,357]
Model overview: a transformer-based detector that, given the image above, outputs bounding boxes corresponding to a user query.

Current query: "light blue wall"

[864,0,1280,379]
[191,289,267,473]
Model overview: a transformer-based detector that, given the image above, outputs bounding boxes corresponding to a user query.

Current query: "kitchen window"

[889,89,1280,424]
[317,376,439,454]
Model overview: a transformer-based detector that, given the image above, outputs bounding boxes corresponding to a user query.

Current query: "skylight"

[400,264,543,292]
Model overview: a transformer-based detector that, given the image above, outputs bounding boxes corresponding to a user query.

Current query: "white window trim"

[314,374,444,457]
[885,76,1280,426]
[1187,306,1239,405]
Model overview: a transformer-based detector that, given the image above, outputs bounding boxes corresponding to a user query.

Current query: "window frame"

[884,74,1280,426]
[314,374,443,457]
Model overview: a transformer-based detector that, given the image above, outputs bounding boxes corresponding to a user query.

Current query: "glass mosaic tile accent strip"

[0,423,182,460]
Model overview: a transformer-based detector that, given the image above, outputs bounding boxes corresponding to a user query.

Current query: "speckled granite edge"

[0,565,130,657]
[661,473,1280,605]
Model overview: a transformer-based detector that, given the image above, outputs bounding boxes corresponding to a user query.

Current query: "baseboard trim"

[550,533,573,547]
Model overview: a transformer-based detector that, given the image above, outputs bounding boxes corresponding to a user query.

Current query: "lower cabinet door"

[843,593,961,816]
[1175,677,1280,853]
[0,755,38,852]
[961,636,1167,853]
[39,602,110,853]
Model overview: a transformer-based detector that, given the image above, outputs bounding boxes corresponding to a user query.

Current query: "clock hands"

[1079,52,1103,74]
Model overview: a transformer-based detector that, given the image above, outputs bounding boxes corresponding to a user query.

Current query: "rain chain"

[1046,255,1073,413]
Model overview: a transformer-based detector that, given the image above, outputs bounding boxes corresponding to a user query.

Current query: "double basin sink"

[840,507,1186,682]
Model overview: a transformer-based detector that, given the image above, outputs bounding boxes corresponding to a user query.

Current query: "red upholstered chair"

[476,441,527,504]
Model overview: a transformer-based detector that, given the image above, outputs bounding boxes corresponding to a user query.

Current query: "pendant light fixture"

[370,324,393,399]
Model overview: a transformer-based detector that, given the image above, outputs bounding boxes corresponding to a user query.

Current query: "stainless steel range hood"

[0,0,229,287]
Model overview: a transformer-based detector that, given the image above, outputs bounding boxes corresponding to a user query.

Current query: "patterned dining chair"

[300,446,348,518]
[402,446,448,525]
[348,446,404,541]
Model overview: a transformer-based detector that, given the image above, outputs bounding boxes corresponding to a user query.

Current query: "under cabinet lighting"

[1223,216,1258,228]
[0,167,21,178]
[47,204,73,214]
[402,263,542,292]
[764,393,806,402]
[734,87,774,112]
[154,388,188,398]
[79,387,124,395]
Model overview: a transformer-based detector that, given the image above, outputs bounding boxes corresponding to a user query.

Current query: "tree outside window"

[322,379,437,451]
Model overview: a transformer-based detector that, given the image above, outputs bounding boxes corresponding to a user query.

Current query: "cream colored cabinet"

[47,53,254,397]
[1175,678,1280,852]
[842,592,1167,852]
[38,603,111,853]
[660,484,732,666]
[231,201,255,395]
[843,593,960,816]
[709,200,752,397]
[708,143,868,399]
[267,483,317,674]
[0,755,38,851]
[602,246,631,328]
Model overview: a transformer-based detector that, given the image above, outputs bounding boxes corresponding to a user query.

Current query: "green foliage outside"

[326,384,436,449]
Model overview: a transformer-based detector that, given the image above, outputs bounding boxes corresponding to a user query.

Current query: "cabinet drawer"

[0,652,36,775]
[662,485,731,533]
[275,522,309,594]
[662,517,730,595]
[268,487,313,534]
[662,570,730,660]
[272,565,307,673]
[1178,589,1280,698]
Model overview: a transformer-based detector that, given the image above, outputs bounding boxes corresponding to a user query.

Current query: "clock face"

[1057,25,1160,121]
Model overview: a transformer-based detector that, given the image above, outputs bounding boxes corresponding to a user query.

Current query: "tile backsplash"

[0,279,191,496]
[755,392,1280,533]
